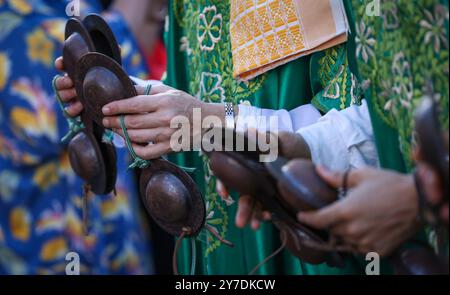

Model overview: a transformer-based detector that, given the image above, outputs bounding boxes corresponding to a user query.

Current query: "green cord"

[120,84,196,173]
[52,75,85,143]
[102,129,115,144]
[121,84,153,169]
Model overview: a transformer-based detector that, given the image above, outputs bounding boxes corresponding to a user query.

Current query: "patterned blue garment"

[0,0,153,274]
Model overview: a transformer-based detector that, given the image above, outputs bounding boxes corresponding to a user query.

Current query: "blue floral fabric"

[0,0,153,274]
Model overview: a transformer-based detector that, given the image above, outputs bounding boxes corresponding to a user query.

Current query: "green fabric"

[349,0,449,172]
[346,0,449,254]
[164,0,368,275]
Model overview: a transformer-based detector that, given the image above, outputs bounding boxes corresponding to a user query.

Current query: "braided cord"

[121,84,153,169]
[52,75,85,143]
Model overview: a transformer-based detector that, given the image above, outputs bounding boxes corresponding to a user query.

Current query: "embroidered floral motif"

[198,6,222,51]
[173,0,266,256]
[352,0,449,169]
[313,44,360,112]
[355,20,376,63]
[198,72,225,103]
[420,4,449,53]
[391,52,413,109]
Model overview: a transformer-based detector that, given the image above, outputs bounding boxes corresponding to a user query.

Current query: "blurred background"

[0,0,171,275]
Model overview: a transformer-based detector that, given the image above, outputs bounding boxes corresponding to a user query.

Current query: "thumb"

[315,165,345,189]
[297,201,346,229]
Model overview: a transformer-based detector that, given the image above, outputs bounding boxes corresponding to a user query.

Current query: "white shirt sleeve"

[236,103,322,133]
[298,100,379,171]
[236,101,379,171]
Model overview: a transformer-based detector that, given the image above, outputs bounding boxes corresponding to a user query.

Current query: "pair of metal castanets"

[58,15,234,273]
[205,130,345,268]
[205,127,449,274]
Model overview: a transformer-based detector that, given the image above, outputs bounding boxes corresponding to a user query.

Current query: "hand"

[298,166,420,257]
[54,57,83,117]
[102,86,224,160]
[215,131,308,230]
[216,180,271,230]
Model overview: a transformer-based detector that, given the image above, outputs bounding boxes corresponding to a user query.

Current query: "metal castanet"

[74,53,137,127]
[82,14,122,65]
[62,15,120,202]
[72,52,215,274]
[139,159,206,237]
[204,129,345,267]
[63,18,95,80]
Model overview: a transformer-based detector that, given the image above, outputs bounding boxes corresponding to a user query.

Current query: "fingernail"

[103,118,110,127]
[102,106,111,115]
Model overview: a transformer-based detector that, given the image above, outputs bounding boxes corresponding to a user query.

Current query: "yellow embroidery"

[26,28,54,66]
[40,238,68,261]
[10,79,58,142]
[42,19,66,44]
[7,0,32,15]
[0,52,10,90]
[10,207,31,241]
[33,162,59,191]
[230,0,305,79]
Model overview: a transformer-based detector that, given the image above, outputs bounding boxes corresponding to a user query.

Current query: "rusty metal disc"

[140,159,206,237]
[83,14,122,65]
[68,130,107,195]
[204,128,345,266]
[74,52,137,127]
[63,18,95,79]
[265,158,338,212]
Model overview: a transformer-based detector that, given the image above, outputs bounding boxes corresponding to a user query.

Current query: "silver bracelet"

[224,102,235,129]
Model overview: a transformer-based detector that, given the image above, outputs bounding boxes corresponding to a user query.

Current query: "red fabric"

[146,39,167,80]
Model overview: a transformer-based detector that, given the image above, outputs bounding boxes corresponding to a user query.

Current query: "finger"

[65,101,83,118]
[103,113,163,130]
[316,166,365,189]
[55,57,64,71]
[102,95,159,116]
[149,84,175,95]
[297,201,348,229]
[55,75,74,90]
[132,142,171,160]
[133,84,172,95]
[236,196,254,228]
[262,211,272,221]
[315,166,345,189]
[112,127,171,144]
[216,180,229,200]
[59,88,78,103]
[251,203,263,230]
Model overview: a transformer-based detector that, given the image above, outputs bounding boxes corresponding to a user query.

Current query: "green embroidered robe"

[348,0,449,172]
[164,0,366,275]
[347,0,449,254]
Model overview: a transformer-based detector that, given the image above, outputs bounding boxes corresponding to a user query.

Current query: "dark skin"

[298,166,420,256]
[216,131,312,230]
